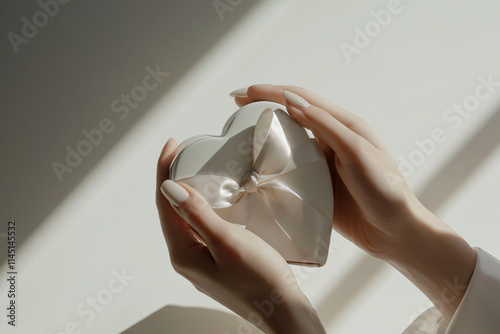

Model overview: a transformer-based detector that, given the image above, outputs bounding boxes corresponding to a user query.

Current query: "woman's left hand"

[156,138,326,334]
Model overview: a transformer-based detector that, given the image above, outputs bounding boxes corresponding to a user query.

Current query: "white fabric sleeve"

[403,247,500,334]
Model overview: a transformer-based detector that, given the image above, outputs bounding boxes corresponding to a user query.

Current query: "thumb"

[160,180,233,252]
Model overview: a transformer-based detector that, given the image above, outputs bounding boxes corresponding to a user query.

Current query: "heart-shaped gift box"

[169,101,334,266]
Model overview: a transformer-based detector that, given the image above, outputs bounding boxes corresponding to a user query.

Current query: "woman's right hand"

[233,84,425,258]
[231,84,477,321]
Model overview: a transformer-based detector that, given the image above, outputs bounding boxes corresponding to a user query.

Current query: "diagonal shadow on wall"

[0,0,262,264]
[121,305,263,334]
[117,106,500,334]
[315,105,500,329]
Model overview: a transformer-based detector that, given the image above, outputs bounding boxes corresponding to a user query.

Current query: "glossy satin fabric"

[176,108,332,265]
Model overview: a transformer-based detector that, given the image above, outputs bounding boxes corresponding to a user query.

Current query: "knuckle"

[342,138,371,166]
[349,136,368,152]
[180,207,204,230]
[171,261,186,275]
[355,115,369,127]
[172,261,192,278]
[345,115,365,130]
[185,193,208,215]
[169,252,192,276]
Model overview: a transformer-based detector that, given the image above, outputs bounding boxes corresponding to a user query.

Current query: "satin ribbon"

[177,108,331,263]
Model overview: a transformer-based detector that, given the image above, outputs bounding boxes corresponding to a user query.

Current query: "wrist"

[254,290,325,334]
[385,197,476,321]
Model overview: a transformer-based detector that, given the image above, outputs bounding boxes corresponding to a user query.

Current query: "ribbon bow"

[177,108,332,265]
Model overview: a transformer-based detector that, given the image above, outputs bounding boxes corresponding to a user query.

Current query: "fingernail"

[229,87,248,97]
[161,180,189,206]
[283,91,310,108]
[287,105,305,119]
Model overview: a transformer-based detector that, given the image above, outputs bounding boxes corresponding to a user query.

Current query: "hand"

[156,138,326,333]
[231,84,477,321]
[232,84,420,257]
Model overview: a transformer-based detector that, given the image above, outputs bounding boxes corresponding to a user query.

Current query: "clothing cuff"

[403,247,500,334]
[446,247,500,333]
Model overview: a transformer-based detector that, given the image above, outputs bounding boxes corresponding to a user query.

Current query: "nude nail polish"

[161,180,189,206]
[229,87,248,97]
[283,91,310,108]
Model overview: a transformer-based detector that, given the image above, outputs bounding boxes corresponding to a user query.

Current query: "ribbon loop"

[252,108,291,176]
[175,108,331,264]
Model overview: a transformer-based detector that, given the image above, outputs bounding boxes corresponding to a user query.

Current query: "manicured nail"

[161,180,189,206]
[283,91,310,108]
[286,105,305,119]
[229,87,248,97]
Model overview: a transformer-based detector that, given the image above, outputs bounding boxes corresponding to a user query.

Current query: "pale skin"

[156,84,477,333]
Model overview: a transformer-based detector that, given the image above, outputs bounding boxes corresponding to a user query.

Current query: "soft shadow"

[121,305,262,334]
[316,255,387,325]
[418,107,500,212]
[0,0,261,263]
[315,106,500,327]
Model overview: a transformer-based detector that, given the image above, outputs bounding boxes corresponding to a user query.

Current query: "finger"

[317,137,336,171]
[156,138,211,257]
[304,105,367,166]
[234,96,253,108]
[247,84,288,105]
[156,137,176,186]
[230,84,286,107]
[160,180,237,261]
[232,84,385,150]
[286,106,332,162]
[284,92,372,166]
[278,86,384,150]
